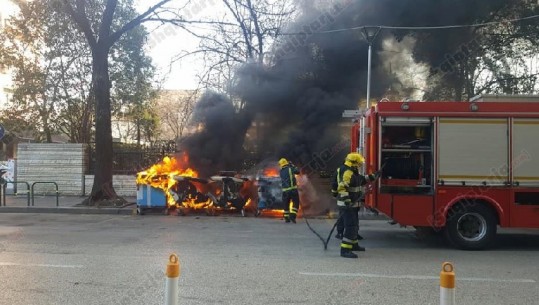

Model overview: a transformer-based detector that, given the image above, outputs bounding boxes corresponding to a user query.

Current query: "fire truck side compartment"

[376,117,435,226]
[364,100,539,230]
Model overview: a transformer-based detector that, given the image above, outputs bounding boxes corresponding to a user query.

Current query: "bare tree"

[156,89,199,141]
[61,0,178,204]
[171,0,295,97]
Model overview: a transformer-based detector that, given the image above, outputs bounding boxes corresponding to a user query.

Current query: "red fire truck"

[352,95,539,250]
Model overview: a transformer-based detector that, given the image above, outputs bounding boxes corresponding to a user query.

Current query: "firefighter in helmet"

[279,158,300,223]
[333,152,380,258]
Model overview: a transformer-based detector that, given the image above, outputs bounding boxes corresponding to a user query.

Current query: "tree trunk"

[81,96,93,144]
[42,114,52,143]
[88,44,118,203]
[136,119,141,147]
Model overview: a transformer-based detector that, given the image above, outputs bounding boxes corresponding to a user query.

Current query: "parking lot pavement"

[0,214,538,305]
[0,195,137,215]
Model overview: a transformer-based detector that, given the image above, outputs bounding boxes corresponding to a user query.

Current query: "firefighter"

[279,158,300,223]
[334,152,380,258]
[334,209,365,240]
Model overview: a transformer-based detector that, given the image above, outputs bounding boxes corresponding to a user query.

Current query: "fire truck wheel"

[444,203,497,250]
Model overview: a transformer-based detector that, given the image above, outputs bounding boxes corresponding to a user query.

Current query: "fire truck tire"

[443,203,497,250]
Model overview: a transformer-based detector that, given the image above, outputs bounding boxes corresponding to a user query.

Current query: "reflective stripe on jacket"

[280,164,299,192]
[336,164,376,207]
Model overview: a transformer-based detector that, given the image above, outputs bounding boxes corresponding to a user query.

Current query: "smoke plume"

[180,0,529,175]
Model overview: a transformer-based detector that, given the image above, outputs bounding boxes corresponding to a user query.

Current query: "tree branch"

[99,0,118,46]
[62,0,97,49]
[109,0,172,44]
[142,18,238,27]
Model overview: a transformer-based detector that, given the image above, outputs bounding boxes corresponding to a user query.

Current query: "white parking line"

[0,262,84,268]
[299,272,536,283]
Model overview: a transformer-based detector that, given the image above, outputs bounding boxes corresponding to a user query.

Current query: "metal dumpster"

[136,184,167,215]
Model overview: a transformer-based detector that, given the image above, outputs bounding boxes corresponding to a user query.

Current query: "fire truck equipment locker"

[510,118,539,227]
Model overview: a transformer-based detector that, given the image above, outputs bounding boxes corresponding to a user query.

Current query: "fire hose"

[302,212,340,250]
[302,164,386,250]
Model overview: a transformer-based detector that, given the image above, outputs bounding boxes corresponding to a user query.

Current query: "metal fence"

[87,141,177,175]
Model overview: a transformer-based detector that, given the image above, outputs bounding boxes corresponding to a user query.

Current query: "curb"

[0,207,134,215]
[0,207,389,219]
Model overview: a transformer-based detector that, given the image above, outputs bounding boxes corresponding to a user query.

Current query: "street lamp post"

[361,26,381,111]
[359,27,381,173]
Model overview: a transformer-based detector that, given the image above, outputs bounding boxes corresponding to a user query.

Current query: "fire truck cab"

[353,95,539,250]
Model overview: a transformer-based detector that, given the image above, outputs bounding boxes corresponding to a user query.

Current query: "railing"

[31,182,59,207]
[1,181,31,206]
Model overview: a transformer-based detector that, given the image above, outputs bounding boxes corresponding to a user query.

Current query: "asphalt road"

[0,213,538,305]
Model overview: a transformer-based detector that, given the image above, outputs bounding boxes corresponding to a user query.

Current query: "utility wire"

[280,14,539,35]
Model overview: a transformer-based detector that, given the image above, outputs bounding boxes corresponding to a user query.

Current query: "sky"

[136,0,428,98]
[136,0,223,91]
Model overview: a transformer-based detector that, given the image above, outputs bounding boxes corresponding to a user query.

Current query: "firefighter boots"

[352,244,365,252]
[340,249,358,258]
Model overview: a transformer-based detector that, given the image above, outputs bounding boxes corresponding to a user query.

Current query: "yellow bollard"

[165,254,180,305]
[440,262,456,305]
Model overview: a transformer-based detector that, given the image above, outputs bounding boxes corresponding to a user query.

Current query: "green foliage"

[0,0,157,143]
[402,0,539,100]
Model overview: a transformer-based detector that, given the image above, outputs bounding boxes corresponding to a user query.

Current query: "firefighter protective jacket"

[280,164,299,192]
[335,163,377,207]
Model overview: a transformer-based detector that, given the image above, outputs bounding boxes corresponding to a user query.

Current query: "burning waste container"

[169,175,214,216]
[209,172,252,216]
[255,175,284,216]
[136,184,167,215]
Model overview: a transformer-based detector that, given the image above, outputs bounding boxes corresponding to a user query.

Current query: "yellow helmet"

[345,152,365,166]
[278,158,289,167]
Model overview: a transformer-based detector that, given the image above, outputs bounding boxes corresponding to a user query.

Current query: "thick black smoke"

[180,0,535,175]
[231,0,393,170]
[179,92,252,176]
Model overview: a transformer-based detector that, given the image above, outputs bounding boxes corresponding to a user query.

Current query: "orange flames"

[136,155,256,214]
[263,167,280,177]
[136,157,299,217]
[136,156,205,208]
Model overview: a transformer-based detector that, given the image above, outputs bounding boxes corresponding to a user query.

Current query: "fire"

[256,201,303,218]
[136,156,202,208]
[183,197,213,210]
[263,167,280,177]
[136,156,283,216]
[136,156,197,184]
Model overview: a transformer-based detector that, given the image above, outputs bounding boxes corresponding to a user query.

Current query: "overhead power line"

[280,14,539,35]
